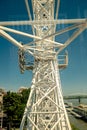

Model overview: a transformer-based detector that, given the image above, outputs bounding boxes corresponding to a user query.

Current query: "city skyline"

[0,0,87,95]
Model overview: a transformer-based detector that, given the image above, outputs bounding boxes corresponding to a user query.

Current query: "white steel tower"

[20,0,71,130]
[0,0,87,130]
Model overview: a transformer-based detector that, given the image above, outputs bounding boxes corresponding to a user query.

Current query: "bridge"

[64,93,87,104]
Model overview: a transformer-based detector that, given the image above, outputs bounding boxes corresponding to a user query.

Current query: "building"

[0,88,6,128]
[18,87,28,94]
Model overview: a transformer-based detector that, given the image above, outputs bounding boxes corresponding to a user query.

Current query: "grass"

[71,123,79,130]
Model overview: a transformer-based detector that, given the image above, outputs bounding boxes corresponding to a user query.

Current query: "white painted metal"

[0,29,23,48]
[0,26,63,46]
[20,0,71,130]
[25,0,32,20]
[0,19,87,26]
[57,26,86,54]
[0,0,87,130]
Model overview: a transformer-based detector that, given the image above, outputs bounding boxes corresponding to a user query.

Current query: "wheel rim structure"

[0,0,87,130]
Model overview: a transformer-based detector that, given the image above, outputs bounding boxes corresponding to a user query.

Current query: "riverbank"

[69,114,87,130]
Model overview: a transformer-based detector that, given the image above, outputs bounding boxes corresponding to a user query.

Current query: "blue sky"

[0,0,87,95]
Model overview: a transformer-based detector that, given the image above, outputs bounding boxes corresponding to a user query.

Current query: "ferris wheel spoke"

[25,0,32,20]
[55,0,60,19]
[0,29,23,48]
[0,26,63,47]
[57,26,86,54]
[0,19,87,26]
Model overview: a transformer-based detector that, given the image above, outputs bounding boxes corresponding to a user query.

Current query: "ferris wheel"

[0,0,87,130]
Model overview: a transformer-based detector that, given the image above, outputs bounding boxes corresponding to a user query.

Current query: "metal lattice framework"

[0,0,87,130]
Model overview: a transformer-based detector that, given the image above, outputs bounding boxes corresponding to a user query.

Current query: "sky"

[0,0,87,95]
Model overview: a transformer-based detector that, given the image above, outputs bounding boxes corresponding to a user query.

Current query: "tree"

[21,88,31,104]
[3,88,30,128]
[3,88,30,127]
[3,91,22,128]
